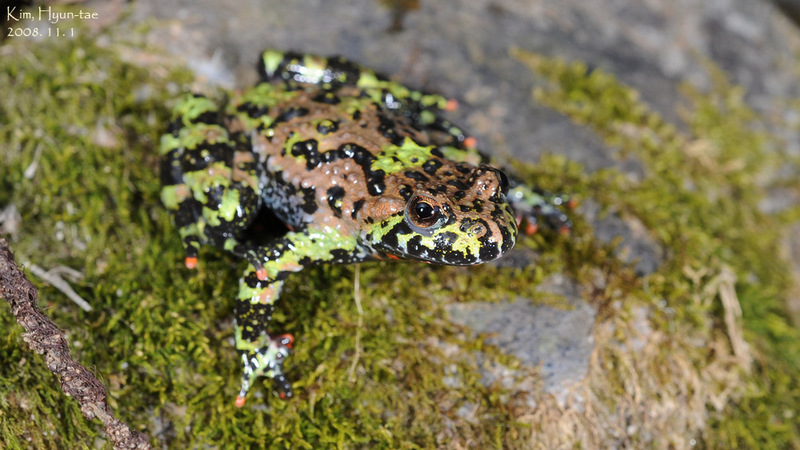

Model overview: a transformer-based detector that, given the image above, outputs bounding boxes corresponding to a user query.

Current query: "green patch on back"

[371,137,434,174]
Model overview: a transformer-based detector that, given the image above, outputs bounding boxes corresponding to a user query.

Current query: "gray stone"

[446,275,594,402]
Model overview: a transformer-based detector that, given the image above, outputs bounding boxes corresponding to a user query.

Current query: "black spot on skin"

[313,91,341,104]
[453,190,466,201]
[367,179,386,196]
[447,179,470,190]
[404,171,428,182]
[351,110,361,121]
[490,205,505,220]
[378,114,404,145]
[237,102,270,119]
[422,159,443,176]
[316,120,339,135]
[291,139,322,169]
[496,169,510,195]
[326,186,345,217]
[323,56,370,87]
[329,248,349,263]
[456,164,472,174]
[478,237,500,262]
[159,149,184,186]
[351,199,364,219]
[167,119,182,136]
[329,248,364,264]
[500,221,515,253]
[274,270,293,282]
[380,228,399,249]
[398,186,413,201]
[172,197,203,227]
[406,235,425,257]
[176,141,232,174]
[301,186,318,214]
[271,107,309,128]
[430,147,444,158]
[192,110,221,125]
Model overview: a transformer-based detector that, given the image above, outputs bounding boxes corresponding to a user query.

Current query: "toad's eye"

[406,195,444,230]
[415,201,435,220]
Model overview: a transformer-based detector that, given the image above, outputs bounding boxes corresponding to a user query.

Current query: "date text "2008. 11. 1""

[7,27,74,38]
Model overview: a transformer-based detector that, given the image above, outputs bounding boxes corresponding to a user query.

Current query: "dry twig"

[28,263,93,312]
[0,238,150,449]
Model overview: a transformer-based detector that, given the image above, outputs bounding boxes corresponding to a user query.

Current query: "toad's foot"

[508,184,575,235]
[235,333,295,407]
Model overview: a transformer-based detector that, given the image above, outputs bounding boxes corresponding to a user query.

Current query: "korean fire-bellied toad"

[160,51,572,407]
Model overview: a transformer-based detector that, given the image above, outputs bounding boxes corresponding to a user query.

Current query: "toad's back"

[227,85,438,234]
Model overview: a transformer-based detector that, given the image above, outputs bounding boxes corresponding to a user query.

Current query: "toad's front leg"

[233,229,369,407]
[507,180,575,235]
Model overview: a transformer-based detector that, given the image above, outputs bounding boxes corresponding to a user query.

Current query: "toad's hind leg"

[160,94,265,271]
[234,271,294,407]
[234,261,298,407]
[232,228,369,406]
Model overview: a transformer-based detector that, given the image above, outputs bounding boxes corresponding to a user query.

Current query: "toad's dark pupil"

[415,202,435,219]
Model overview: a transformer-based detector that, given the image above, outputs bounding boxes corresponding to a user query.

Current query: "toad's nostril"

[460,219,487,238]
[471,223,487,238]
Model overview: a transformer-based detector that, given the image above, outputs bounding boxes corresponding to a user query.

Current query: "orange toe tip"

[278,333,295,347]
[559,226,571,235]
[525,223,539,235]
[235,395,246,408]
[444,98,459,111]
[463,136,478,149]
[279,392,287,400]
[567,198,579,209]
[256,267,268,281]
[185,256,198,269]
